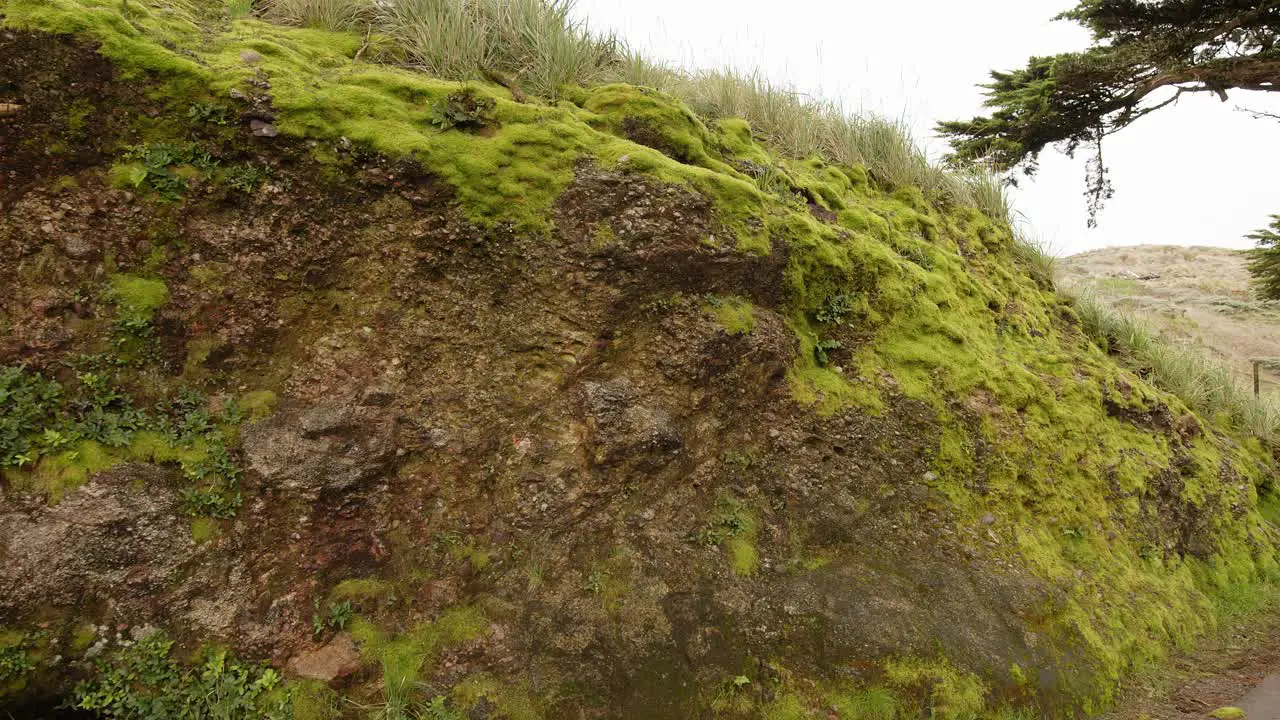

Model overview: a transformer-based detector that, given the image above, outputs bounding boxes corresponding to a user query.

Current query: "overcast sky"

[574,0,1280,256]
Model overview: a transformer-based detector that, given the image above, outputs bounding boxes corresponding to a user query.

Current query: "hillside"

[1,2,1279,719]
[1060,245,1280,396]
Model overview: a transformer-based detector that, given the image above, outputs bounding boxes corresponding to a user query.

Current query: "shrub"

[69,632,288,719]
[1247,214,1280,301]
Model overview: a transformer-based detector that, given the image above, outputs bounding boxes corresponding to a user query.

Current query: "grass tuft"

[1073,291,1280,449]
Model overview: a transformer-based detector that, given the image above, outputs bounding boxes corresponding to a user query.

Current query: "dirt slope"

[1060,245,1280,395]
[1,4,1279,720]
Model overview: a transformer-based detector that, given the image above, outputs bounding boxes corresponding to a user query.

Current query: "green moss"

[453,675,541,720]
[328,578,392,603]
[699,497,760,576]
[704,295,757,335]
[68,624,98,655]
[1209,709,1247,720]
[239,390,278,422]
[190,517,217,544]
[760,694,810,720]
[108,274,169,324]
[827,687,897,720]
[885,657,987,719]
[354,606,488,689]
[287,678,342,720]
[8,0,1280,712]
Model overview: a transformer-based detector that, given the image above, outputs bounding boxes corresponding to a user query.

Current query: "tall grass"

[1073,292,1280,448]
[264,0,372,30]
[259,0,1016,222]
[371,0,619,97]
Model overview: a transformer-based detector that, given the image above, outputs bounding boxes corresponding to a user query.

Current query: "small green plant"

[0,365,63,469]
[814,339,843,367]
[224,163,267,193]
[814,293,857,324]
[428,88,495,131]
[114,142,218,200]
[421,695,465,720]
[583,570,607,594]
[69,632,288,719]
[697,498,749,547]
[0,635,36,683]
[187,102,233,125]
[721,449,759,470]
[312,600,354,638]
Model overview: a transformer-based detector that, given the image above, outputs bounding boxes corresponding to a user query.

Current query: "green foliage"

[0,634,37,684]
[428,87,495,131]
[827,687,897,720]
[353,607,489,719]
[813,339,843,367]
[312,600,354,638]
[814,293,857,325]
[371,0,621,98]
[223,163,268,193]
[0,366,63,468]
[106,275,168,364]
[1073,292,1280,447]
[187,102,233,125]
[70,632,288,719]
[1248,214,1280,301]
[885,656,987,720]
[939,0,1280,223]
[0,364,250,511]
[697,497,759,576]
[115,142,218,200]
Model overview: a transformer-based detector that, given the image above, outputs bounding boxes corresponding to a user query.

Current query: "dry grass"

[258,0,1014,221]
[1061,246,1280,395]
[1072,290,1280,449]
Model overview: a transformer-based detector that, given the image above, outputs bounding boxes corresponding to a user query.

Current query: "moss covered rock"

[0,2,1278,718]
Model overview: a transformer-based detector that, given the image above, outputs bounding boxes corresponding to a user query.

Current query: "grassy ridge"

[260,0,1011,220]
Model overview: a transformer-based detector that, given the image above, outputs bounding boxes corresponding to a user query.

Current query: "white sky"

[574,0,1280,256]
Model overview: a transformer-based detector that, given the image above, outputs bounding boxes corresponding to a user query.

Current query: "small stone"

[922,471,938,483]
[229,88,246,99]
[61,235,95,260]
[980,513,996,525]
[640,509,656,522]
[287,633,361,684]
[249,119,278,137]
[240,50,263,65]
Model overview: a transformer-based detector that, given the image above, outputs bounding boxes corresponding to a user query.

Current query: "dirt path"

[1104,600,1280,720]
[1238,675,1280,719]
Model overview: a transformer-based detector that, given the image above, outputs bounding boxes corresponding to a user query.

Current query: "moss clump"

[704,295,757,335]
[239,390,278,422]
[1209,708,1247,720]
[698,497,760,576]
[827,687,897,720]
[328,578,392,603]
[352,606,488,694]
[453,675,541,720]
[108,274,169,324]
[884,657,987,720]
[287,678,343,720]
[190,516,218,543]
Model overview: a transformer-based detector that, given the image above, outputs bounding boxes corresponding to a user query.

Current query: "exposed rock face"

[242,394,398,497]
[0,466,192,615]
[0,24,1276,720]
[287,633,362,684]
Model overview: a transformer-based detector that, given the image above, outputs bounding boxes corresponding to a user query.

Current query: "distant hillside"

[1060,245,1280,396]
